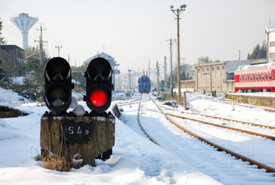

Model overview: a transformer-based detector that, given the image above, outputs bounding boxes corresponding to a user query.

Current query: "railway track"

[214,98,275,113]
[151,106,275,140]
[137,95,159,146]
[160,105,275,130]
[137,94,275,175]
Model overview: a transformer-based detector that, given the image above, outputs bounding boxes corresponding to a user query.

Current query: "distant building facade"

[266,27,275,63]
[0,45,26,76]
[176,80,195,93]
[194,60,251,93]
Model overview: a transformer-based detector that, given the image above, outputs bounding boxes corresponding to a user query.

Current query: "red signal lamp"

[90,89,108,107]
[85,57,113,112]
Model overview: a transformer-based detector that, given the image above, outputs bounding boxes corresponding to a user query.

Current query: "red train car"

[234,63,275,92]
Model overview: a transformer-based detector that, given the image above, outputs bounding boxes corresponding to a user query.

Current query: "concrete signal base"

[40,113,115,167]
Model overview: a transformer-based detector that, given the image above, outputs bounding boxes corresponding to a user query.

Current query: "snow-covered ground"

[132,94,275,184]
[0,88,220,185]
[0,87,274,184]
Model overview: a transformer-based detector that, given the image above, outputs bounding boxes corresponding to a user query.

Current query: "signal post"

[40,57,115,168]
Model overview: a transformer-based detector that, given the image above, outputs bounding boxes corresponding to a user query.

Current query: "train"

[138,75,150,93]
[234,63,275,92]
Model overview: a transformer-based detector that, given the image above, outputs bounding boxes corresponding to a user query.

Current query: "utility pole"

[35,25,46,66]
[148,60,150,80]
[239,50,241,60]
[171,4,186,104]
[164,56,167,93]
[68,54,70,65]
[168,38,174,96]
[156,61,159,96]
[128,69,132,92]
[55,45,62,57]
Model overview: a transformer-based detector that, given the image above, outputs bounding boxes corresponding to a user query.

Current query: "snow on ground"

[183,93,275,170]
[0,88,220,185]
[1,87,275,184]
[11,76,25,86]
[186,93,275,127]
[124,94,275,184]
[163,93,275,169]
[0,87,33,107]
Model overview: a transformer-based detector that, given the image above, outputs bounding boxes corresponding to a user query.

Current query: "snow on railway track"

[121,94,275,185]
[146,105,275,140]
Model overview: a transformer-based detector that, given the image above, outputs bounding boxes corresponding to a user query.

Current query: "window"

[198,68,200,72]
[269,72,271,80]
[250,74,252,81]
[253,74,255,81]
[256,73,258,81]
[271,41,275,47]
[222,66,225,70]
[217,66,219,70]
[266,73,268,81]
[240,75,242,82]
[259,73,262,81]
[207,67,209,71]
[262,73,265,81]
[212,67,214,70]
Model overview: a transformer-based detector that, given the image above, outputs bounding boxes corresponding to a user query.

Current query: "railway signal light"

[84,57,113,112]
[44,57,73,114]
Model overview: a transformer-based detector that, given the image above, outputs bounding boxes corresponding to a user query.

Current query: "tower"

[10,13,38,50]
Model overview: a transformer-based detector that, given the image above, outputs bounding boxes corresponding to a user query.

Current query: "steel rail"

[137,94,159,146]
[166,113,275,140]
[147,95,275,173]
[147,105,275,140]
[160,105,275,130]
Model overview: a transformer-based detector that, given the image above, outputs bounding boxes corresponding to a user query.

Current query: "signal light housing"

[85,57,112,112]
[44,57,73,114]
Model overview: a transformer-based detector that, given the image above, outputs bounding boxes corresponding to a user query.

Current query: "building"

[178,80,195,93]
[85,52,120,90]
[265,27,275,63]
[0,45,26,76]
[194,60,251,93]
[26,53,40,61]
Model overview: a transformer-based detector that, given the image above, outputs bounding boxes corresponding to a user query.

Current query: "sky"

[0,0,275,74]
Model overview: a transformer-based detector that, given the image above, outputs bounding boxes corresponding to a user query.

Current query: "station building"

[194,60,251,93]
[177,27,275,94]
[266,27,275,63]
[0,45,26,77]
